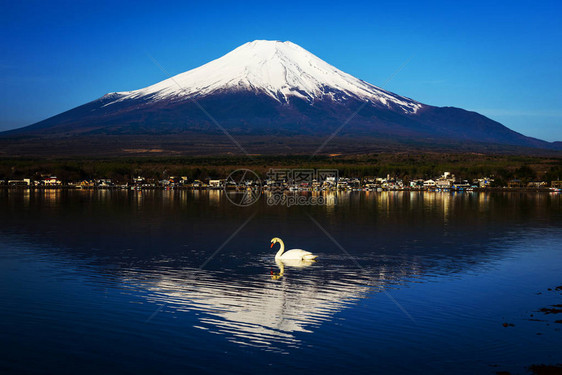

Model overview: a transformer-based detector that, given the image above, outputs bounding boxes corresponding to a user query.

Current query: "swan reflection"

[271,258,315,280]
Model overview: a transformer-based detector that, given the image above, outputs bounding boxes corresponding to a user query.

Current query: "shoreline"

[1,186,560,193]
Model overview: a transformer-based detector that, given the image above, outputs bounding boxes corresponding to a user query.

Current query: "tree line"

[1,154,561,184]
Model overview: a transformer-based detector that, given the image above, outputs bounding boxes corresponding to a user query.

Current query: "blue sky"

[1,0,561,141]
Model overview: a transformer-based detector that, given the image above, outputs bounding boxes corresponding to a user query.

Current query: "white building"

[43,176,62,186]
[208,179,224,188]
[423,179,436,188]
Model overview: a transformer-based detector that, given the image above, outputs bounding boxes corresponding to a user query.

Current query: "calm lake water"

[1,189,561,374]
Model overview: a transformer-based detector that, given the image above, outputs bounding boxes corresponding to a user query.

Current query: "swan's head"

[270,237,282,248]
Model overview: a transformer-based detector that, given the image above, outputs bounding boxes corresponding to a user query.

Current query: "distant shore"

[1,152,561,193]
[2,185,560,193]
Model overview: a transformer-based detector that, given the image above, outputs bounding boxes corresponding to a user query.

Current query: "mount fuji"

[2,40,559,155]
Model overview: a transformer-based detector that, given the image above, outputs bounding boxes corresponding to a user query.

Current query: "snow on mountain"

[104,40,422,114]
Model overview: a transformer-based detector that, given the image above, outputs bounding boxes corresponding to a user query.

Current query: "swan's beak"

[270,242,274,248]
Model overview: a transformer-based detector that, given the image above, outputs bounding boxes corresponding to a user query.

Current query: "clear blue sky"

[1,0,561,141]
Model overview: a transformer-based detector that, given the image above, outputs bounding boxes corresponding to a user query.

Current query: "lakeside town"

[3,171,562,192]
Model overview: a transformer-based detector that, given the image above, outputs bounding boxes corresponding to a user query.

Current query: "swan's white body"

[271,237,317,261]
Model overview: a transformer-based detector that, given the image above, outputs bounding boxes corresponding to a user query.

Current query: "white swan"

[271,237,318,261]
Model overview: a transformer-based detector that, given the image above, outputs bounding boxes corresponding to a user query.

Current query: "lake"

[0,189,561,374]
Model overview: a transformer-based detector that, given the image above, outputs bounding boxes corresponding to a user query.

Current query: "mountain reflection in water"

[1,189,561,374]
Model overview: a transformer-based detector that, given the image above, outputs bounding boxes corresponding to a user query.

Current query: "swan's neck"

[275,239,285,258]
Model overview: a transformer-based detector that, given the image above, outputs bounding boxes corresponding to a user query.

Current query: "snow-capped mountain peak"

[10,40,556,153]
[107,40,421,113]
